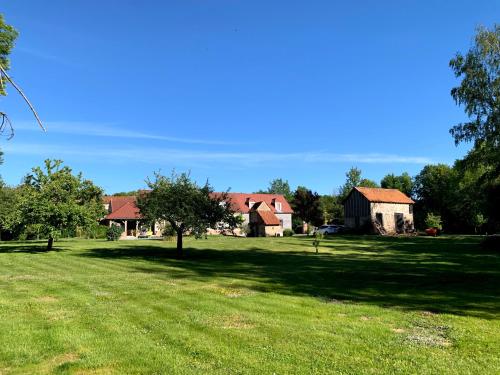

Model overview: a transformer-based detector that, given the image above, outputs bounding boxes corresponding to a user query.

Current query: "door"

[394,213,404,233]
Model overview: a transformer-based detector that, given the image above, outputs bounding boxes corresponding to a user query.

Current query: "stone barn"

[343,187,415,234]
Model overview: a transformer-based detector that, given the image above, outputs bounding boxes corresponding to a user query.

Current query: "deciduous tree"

[17,160,105,250]
[138,172,237,257]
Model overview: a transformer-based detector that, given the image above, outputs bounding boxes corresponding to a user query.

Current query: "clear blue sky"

[0,1,498,195]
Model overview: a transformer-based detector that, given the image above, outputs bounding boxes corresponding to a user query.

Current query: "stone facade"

[344,187,414,234]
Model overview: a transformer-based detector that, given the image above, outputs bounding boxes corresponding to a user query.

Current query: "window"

[249,201,255,208]
[409,205,413,214]
[375,213,383,227]
[275,202,282,212]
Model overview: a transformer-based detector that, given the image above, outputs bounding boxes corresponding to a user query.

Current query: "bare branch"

[0,64,46,132]
[0,111,14,140]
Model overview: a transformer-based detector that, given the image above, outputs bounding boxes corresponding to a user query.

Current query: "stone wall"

[370,202,413,233]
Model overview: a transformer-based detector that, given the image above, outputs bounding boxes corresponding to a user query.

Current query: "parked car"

[315,225,339,235]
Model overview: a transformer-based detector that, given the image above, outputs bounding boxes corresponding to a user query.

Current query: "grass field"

[0,235,499,374]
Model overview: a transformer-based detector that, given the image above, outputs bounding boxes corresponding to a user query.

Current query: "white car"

[315,225,339,235]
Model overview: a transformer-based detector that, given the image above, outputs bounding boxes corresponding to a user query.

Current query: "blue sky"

[0,1,498,195]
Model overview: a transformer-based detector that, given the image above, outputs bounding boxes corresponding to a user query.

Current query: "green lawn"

[0,235,499,374]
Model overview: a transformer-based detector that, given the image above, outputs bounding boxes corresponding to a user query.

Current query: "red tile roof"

[213,193,293,214]
[255,210,281,225]
[354,187,415,204]
[104,196,142,220]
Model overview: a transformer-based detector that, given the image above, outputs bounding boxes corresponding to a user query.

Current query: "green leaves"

[0,14,18,96]
[449,25,500,147]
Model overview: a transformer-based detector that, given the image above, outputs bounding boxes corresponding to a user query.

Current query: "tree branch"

[0,64,46,132]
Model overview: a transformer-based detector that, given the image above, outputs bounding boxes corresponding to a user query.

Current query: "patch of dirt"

[405,319,452,348]
[75,367,116,375]
[392,328,406,333]
[205,285,254,298]
[360,316,371,321]
[219,314,255,329]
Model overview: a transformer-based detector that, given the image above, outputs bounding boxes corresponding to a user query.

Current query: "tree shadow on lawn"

[8,236,498,319]
[80,236,499,318]
[0,240,59,253]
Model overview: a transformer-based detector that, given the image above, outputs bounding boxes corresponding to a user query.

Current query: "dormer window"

[246,197,255,208]
[275,201,282,212]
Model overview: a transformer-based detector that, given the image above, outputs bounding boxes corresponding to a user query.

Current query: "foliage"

[449,25,500,149]
[87,224,109,239]
[339,167,379,199]
[0,184,20,239]
[0,14,18,96]
[16,159,105,249]
[291,186,323,227]
[106,225,123,241]
[381,172,414,196]
[283,228,294,237]
[312,232,323,253]
[319,194,343,224]
[137,171,237,256]
[255,178,293,202]
[425,213,442,230]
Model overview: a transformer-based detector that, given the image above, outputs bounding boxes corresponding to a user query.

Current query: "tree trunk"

[47,236,54,251]
[176,230,183,258]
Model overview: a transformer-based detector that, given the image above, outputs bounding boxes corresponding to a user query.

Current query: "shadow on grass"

[2,236,499,318]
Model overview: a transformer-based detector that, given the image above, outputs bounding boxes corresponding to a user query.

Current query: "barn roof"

[353,187,414,204]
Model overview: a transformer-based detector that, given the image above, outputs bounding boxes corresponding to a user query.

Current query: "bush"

[283,229,294,237]
[480,235,500,251]
[425,213,442,230]
[106,225,123,241]
[92,225,109,239]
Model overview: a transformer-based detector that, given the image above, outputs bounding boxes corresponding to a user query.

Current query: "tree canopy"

[291,186,323,227]
[0,14,18,97]
[138,172,237,257]
[449,25,500,149]
[339,167,379,198]
[380,172,414,196]
[16,160,105,250]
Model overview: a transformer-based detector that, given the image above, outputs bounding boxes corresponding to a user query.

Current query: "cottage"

[343,187,414,234]
[212,193,293,236]
[101,196,162,238]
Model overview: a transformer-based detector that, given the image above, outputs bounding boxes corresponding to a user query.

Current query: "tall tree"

[319,194,343,224]
[449,25,500,149]
[413,164,458,231]
[380,172,413,196]
[17,160,105,250]
[138,172,237,257]
[292,186,323,227]
[267,178,293,202]
[339,167,378,198]
[449,25,500,230]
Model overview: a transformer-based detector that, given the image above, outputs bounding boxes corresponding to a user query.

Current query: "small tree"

[425,213,443,230]
[17,160,105,250]
[138,172,237,257]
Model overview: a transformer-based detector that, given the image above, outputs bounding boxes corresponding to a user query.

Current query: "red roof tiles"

[214,193,293,214]
[104,196,142,220]
[354,187,415,204]
[256,210,281,225]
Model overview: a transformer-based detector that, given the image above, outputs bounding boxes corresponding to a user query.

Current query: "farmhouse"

[343,187,414,234]
[102,192,293,238]
[212,193,294,237]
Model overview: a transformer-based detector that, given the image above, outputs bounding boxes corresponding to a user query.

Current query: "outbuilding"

[343,187,415,234]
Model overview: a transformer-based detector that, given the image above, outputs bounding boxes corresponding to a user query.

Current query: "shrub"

[283,229,294,237]
[106,225,123,241]
[425,213,442,230]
